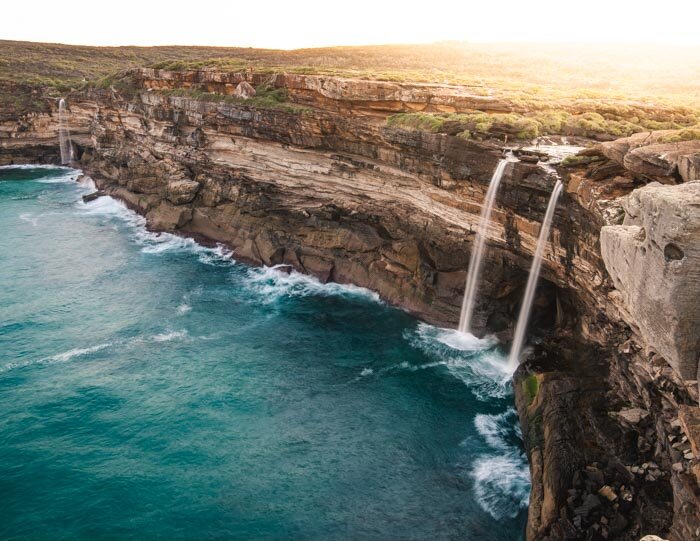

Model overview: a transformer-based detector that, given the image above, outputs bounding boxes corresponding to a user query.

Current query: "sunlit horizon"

[5,0,700,49]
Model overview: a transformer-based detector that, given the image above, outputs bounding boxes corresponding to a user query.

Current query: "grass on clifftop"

[2,40,700,130]
[3,40,699,102]
[387,110,700,141]
[656,128,700,143]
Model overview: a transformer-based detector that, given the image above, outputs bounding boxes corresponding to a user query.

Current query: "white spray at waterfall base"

[458,157,514,334]
[404,323,530,518]
[58,99,73,165]
[508,179,564,370]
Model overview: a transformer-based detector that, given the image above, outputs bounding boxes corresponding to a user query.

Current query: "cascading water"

[507,178,564,370]
[458,157,512,334]
[58,98,73,165]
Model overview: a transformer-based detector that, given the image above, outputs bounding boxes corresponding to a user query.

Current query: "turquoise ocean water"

[0,166,528,540]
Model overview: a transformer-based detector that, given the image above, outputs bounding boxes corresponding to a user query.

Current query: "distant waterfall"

[58,99,73,165]
[457,158,510,334]
[507,179,564,369]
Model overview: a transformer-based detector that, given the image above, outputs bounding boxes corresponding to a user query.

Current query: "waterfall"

[507,179,564,369]
[58,99,73,165]
[457,158,511,334]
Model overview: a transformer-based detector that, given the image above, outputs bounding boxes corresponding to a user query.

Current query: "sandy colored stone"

[616,407,650,425]
[147,201,192,230]
[599,131,700,183]
[601,181,700,380]
[232,81,256,99]
[166,179,200,205]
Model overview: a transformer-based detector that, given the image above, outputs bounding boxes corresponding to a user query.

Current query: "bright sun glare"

[5,0,700,48]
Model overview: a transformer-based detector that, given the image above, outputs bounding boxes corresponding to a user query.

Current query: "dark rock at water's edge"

[1,69,699,540]
[82,190,106,203]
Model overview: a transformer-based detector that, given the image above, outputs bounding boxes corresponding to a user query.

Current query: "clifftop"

[2,39,700,139]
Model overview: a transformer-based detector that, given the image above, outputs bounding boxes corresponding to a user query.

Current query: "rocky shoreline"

[2,69,699,540]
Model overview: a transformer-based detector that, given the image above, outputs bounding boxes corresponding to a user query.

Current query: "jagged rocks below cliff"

[515,336,700,541]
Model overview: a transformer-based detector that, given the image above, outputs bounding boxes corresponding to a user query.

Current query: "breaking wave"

[403,323,513,400]
[470,408,530,520]
[75,195,234,265]
[36,170,81,184]
[471,454,530,520]
[1,342,113,373]
[244,264,381,304]
[0,164,79,184]
[19,213,39,226]
[152,330,189,342]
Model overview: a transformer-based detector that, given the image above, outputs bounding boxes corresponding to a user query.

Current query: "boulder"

[600,181,700,380]
[82,190,106,203]
[624,141,700,182]
[233,81,256,99]
[166,179,200,205]
[616,407,650,425]
[147,201,192,230]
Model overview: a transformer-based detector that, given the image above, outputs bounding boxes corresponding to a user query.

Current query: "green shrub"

[532,110,570,133]
[656,128,700,143]
[522,374,539,405]
[386,112,446,132]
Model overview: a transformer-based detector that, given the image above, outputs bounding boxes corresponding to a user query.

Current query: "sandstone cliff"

[1,69,699,541]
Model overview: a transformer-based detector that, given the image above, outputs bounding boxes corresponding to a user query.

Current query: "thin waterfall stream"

[458,156,514,334]
[507,178,564,370]
[58,98,73,165]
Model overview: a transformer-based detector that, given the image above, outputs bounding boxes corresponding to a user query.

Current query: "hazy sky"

[5,0,700,48]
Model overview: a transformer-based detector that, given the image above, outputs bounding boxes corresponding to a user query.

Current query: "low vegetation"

[656,128,700,143]
[386,110,700,141]
[560,154,605,168]
[2,40,699,134]
[522,374,540,406]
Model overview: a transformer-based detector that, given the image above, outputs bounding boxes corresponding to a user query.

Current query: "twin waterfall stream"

[507,179,564,369]
[458,154,564,370]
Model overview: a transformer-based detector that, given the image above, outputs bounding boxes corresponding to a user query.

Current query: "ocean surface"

[0,166,529,540]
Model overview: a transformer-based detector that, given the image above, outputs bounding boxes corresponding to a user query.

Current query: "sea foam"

[403,323,513,400]
[245,264,381,304]
[76,195,235,265]
[470,408,530,519]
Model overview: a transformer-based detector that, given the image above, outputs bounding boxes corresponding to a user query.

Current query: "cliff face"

[2,69,699,541]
